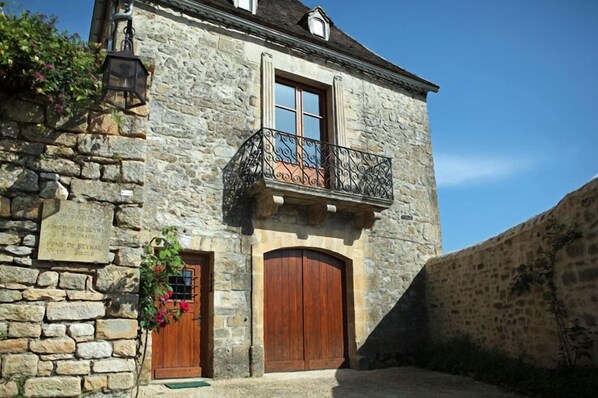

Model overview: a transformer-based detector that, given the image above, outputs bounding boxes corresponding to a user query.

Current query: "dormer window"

[234,0,257,14]
[301,6,332,41]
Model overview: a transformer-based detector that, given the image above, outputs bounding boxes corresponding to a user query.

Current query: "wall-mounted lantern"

[102,19,148,109]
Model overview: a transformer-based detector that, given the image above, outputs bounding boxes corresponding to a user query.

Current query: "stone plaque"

[38,200,113,263]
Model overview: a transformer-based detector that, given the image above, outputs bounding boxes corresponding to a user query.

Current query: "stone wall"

[426,179,598,367]
[133,0,441,376]
[0,96,146,397]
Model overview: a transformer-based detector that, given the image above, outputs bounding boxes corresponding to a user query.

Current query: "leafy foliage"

[0,2,103,114]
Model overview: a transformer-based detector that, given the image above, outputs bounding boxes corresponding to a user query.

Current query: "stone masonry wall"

[134,0,441,376]
[0,96,146,397]
[426,179,598,367]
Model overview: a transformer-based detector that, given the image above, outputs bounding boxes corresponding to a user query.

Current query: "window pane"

[303,115,322,141]
[238,0,251,11]
[275,107,296,135]
[275,82,296,109]
[303,90,321,116]
[168,269,193,301]
[312,18,325,37]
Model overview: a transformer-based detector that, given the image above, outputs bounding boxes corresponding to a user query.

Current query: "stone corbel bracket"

[353,210,382,229]
[308,203,337,225]
[255,192,284,218]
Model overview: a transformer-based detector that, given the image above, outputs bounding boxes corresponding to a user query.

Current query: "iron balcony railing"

[223,128,393,217]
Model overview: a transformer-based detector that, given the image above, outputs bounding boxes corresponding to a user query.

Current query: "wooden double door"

[152,253,209,379]
[264,249,347,372]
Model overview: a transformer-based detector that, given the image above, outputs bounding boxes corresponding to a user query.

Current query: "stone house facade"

[90,0,441,382]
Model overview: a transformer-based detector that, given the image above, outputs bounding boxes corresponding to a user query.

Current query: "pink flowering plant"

[139,226,189,332]
[0,2,103,114]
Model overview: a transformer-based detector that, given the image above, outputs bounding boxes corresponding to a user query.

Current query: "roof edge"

[149,0,440,93]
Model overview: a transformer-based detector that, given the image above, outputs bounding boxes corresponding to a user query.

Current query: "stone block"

[65,290,107,301]
[113,339,137,357]
[8,322,41,338]
[102,164,120,181]
[0,232,20,245]
[92,358,135,373]
[0,197,10,218]
[22,234,38,247]
[0,381,17,397]
[121,161,144,184]
[21,125,78,147]
[108,372,135,389]
[1,353,38,377]
[3,245,32,256]
[2,99,44,123]
[0,253,13,263]
[37,271,59,288]
[83,375,107,392]
[0,121,18,138]
[96,265,139,293]
[76,341,113,359]
[88,112,120,135]
[78,134,146,160]
[70,179,144,204]
[59,272,88,290]
[38,360,54,376]
[42,324,66,337]
[32,158,80,176]
[81,162,101,179]
[110,227,141,247]
[106,294,138,318]
[30,337,75,354]
[0,265,39,285]
[46,302,105,321]
[10,196,43,220]
[0,290,22,302]
[0,164,38,192]
[114,247,142,267]
[39,180,69,200]
[69,323,95,338]
[96,319,137,340]
[0,304,45,322]
[24,376,81,397]
[39,353,73,361]
[22,288,66,301]
[47,108,88,133]
[0,139,45,156]
[0,338,29,354]
[115,206,142,230]
[0,220,38,232]
[55,359,91,375]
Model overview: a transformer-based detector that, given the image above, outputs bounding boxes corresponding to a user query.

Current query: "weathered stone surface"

[76,341,113,359]
[2,99,44,123]
[78,134,146,160]
[92,358,135,373]
[0,196,10,218]
[39,180,69,200]
[24,376,81,397]
[0,338,29,354]
[0,290,22,302]
[83,375,107,392]
[3,245,33,256]
[0,265,39,285]
[0,220,38,232]
[47,108,88,133]
[55,359,91,375]
[37,360,54,376]
[0,304,45,322]
[106,294,138,319]
[46,302,106,321]
[30,337,75,354]
[10,196,43,219]
[22,234,38,247]
[65,290,107,301]
[110,227,141,247]
[96,265,139,293]
[121,161,144,184]
[59,272,88,290]
[42,324,66,337]
[37,271,59,288]
[39,353,73,361]
[0,120,18,138]
[108,372,135,389]
[0,139,45,156]
[2,353,38,376]
[113,339,137,357]
[22,288,66,301]
[0,232,20,245]
[71,178,144,204]
[0,164,38,192]
[32,158,80,176]
[101,164,120,181]
[69,323,94,338]
[21,125,78,146]
[115,206,142,230]
[81,162,101,179]
[8,322,41,338]
[114,247,142,267]
[88,112,120,135]
[0,253,13,263]
[96,319,137,340]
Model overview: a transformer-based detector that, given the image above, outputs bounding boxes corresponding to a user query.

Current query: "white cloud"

[435,154,533,188]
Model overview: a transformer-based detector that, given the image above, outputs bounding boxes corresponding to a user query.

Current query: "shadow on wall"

[355,269,429,370]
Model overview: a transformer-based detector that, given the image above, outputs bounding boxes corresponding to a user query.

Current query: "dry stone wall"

[0,95,146,397]
[426,179,598,367]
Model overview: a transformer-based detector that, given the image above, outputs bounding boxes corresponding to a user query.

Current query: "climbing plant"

[511,220,595,367]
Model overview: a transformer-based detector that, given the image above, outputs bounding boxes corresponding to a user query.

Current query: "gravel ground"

[139,367,523,397]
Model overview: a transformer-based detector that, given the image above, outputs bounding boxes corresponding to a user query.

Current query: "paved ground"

[139,367,523,397]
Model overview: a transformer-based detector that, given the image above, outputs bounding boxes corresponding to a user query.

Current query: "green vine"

[511,221,595,367]
[0,2,103,115]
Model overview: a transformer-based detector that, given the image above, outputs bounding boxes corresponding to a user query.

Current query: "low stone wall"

[426,179,598,367]
[0,96,146,397]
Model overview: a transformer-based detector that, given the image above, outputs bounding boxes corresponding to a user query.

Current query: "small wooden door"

[264,249,347,372]
[152,253,209,379]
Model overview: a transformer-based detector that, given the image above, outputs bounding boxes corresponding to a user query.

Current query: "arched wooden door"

[264,249,347,372]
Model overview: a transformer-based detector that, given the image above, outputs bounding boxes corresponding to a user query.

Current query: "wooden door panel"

[152,254,208,379]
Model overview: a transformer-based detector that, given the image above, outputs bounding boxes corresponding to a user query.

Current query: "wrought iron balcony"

[223,128,393,225]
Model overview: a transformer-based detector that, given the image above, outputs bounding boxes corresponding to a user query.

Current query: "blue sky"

[16,0,598,252]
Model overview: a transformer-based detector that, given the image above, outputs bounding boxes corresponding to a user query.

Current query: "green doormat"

[165,381,211,389]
